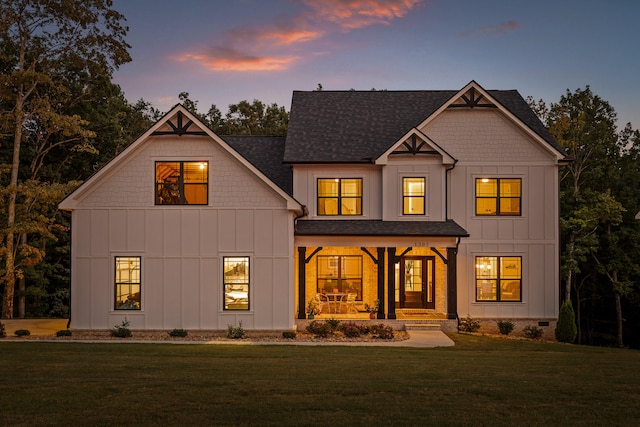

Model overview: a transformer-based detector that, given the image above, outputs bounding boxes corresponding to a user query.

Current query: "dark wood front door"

[398,256,435,309]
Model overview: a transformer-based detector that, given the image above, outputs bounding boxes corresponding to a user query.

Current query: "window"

[156,161,208,205]
[475,256,521,301]
[403,177,425,215]
[223,257,250,310]
[475,178,521,215]
[317,178,362,215]
[115,257,141,310]
[317,255,362,299]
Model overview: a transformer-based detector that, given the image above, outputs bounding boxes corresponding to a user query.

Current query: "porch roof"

[294,220,469,237]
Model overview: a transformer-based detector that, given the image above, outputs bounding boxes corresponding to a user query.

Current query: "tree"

[0,0,131,318]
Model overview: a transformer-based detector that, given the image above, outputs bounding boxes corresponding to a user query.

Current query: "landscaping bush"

[369,323,394,339]
[555,300,577,343]
[497,320,515,335]
[458,316,481,332]
[169,328,188,337]
[110,319,132,338]
[282,331,296,339]
[340,322,364,338]
[227,321,245,339]
[523,325,543,339]
[325,318,341,332]
[56,329,72,337]
[306,320,332,338]
[14,329,31,337]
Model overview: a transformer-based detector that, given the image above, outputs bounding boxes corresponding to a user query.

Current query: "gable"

[285,82,564,165]
[60,105,301,211]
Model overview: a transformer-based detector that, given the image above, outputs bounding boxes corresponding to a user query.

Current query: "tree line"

[1,1,639,348]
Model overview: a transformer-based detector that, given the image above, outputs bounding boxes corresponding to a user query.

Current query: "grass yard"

[1,334,639,426]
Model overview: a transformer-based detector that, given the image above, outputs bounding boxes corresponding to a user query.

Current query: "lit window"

[156,161,208,205]
[475,256,521,302]
[317,255,362,299]
[475,178,521,215]
[317,178,362,215]
[115,257,141,310]
[403,177,425,215]
[224,257,250,310]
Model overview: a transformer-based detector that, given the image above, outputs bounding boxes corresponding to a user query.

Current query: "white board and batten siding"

[425,109,561,321]
[67,133,296,331]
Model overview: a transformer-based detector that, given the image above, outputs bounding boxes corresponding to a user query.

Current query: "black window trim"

[316,177,363,216]
[402,176,426,216]
[155,160,209,206]
[475,177,522,216]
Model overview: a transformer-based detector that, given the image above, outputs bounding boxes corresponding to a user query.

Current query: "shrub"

[0,322,5,338]
[555,300,577,343]
[227,321,245,339]
[523,325,543,339]
[458,316,481,332]
[325,318,341,331]
[14,329,31,337]
[110,318,132,338]
[56,329,72,337]
[282,331,296,339]
[340,322,363,338]
[169,328,188,337]
[369,323,394,339]
[306,320,332,338]
[497,320,515,335]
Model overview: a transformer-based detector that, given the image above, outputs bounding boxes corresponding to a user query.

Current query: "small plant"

[227,321,245,339]
[458,315,481,333]
[110,318,132,338]
[56,329,72,337]
[306,298,320,316]
[306,320,332,338]
[282,331,296,339]
[0,321,5,338]
[364,299,380,314]
[369,323,394,339]
[555,300,577,343]
[497,320,515,335]
[169,328,188,337]
[14,329,31,337]
[523,325,543,339]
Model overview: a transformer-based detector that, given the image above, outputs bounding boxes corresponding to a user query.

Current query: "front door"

[397,256,435,309]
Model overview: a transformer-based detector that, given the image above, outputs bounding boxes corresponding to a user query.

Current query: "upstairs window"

[475,256,521,302]
[156,161,208,205]
[475,178,521,216]
[317,178,362,216]
[403,177,425,215]
[115,256,141,310]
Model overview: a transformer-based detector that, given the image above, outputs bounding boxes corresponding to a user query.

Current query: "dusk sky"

[112,0,639,130]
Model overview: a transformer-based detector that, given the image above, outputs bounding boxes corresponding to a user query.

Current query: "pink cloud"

[174,0,425,72]
[301,0,425,29]
[457,20,521,38]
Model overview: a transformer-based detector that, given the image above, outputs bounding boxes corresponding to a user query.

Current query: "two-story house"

[59,81,566,334]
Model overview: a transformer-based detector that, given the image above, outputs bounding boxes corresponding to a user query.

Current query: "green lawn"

[1,334,638,426]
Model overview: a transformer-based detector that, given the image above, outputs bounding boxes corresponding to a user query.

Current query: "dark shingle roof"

[295,220,469,237]
[221,135,292,194]
[284,89,563,163]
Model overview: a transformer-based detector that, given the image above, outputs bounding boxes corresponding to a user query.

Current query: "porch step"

[404,323,442,331]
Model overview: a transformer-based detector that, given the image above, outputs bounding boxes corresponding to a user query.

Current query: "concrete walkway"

[1,319,454,348]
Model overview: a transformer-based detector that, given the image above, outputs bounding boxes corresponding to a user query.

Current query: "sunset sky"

[112,0,639,129]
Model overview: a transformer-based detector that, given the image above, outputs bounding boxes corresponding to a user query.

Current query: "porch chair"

[315,293,330,314]
[342,293,358,313]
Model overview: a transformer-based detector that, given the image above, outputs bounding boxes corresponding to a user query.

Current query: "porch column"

[376,247,385,319]
[386,247,397,319]
[297,247,306,319]
[446,247,458,319]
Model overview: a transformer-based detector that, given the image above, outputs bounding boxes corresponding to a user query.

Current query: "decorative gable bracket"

[448,87,497,109]
[152,111,208,136]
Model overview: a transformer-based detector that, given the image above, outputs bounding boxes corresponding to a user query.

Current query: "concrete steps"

[404,323,442,331]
